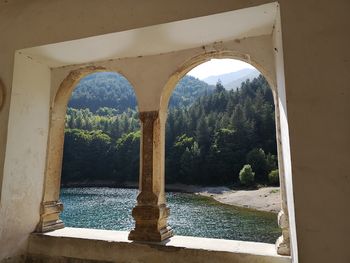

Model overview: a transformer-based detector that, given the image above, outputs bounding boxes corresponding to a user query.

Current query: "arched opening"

[37,67,140,233]
[159,54,290,254]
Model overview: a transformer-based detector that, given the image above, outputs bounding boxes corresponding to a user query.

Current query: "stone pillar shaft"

[37,68,105,233]
[129,111,173,242]
[36,107,66,232]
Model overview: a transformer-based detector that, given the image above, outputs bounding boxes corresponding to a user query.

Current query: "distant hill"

[168,75,214,108]
[69,72,213,112]
[69,72,137,113]
[202,68,260,90]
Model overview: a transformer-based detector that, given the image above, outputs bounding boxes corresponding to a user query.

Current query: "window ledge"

[28,227,291,263]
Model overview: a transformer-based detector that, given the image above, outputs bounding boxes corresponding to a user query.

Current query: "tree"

[246,148,268,183]
[239,164,255,186]
[166,135,200,183]
[61,129,114,184]
[215,80,225,93]
[268,169,279,186]
[266,153,278,172]
[196,117,210,151]
[114,131,140,182]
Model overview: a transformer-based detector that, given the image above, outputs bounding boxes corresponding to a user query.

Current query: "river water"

[60,187,280,244]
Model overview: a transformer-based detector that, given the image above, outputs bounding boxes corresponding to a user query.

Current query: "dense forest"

[62,72,279,187]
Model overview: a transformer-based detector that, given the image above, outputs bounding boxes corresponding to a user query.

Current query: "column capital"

[139,111,159,123]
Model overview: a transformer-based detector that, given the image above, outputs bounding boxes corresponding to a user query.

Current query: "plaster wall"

[51,35,275,112]
[277,1,350,263]
[0,54,51,261]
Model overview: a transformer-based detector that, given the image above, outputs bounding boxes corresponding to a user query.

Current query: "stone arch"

[158,51,290,255]
[37,66,139,232]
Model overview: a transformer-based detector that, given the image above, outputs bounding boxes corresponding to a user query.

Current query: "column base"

[129,226,173,242]
[276,235,291,256]
[36,201,65,233]
[128,204,173,242]
[37,219,65,233]
[276,210,290,256]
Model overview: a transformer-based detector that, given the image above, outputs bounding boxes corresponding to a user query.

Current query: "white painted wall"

[0,53,51,260]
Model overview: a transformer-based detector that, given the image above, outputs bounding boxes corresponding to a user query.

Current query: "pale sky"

[187,59,255,80]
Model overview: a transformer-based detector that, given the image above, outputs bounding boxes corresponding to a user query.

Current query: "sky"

[187,59,254,80]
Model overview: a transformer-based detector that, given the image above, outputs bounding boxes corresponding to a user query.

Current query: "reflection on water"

[60,187,281,243]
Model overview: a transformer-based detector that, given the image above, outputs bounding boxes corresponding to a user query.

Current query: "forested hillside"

[69,72,213,111]
[68,72,137,112]
[62,72,278,187]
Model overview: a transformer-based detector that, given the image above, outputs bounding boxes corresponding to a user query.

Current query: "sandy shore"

[198,186,281,213]
[163,183,281,213]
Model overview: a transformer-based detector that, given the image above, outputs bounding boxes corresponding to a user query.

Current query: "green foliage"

[268,169,280,186]
[114,131,141,182]
[65,107,140,139]
[63,73,278,186]
[96,107,118,117]
[239,164,255,186]
[246,148,268,183]
[69,72,138,112]
[215,80,225,93]
[169,75,214,108]
[166,135,200,184]
[62,129,115,184]
[166,75,277,185]
[266,153,278,173]
[70,72,212,112]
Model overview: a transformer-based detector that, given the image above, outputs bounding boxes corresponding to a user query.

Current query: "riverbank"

[61,182,280,213]
[198,187,281,213]
[164,183,281,213]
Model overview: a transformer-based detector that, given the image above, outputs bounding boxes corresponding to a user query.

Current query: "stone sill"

[28,227,291,263]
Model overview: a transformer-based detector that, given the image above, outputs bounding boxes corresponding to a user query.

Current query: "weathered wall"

[26,228,291,263]
[50,35,275,111]
[278,1,350,263]
[0,54,51,262]
[0,0,349,263]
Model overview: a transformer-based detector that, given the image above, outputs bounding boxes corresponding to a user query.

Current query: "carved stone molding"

[129,204,173,241]
[276,210,291,255]
[36,201,64,233]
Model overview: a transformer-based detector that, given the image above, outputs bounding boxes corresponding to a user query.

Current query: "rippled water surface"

[60,187,280,243]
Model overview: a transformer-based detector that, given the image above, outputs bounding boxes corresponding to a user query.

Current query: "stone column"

[36,68,104,233]
[129,111,173,242]
[36,105,66,232]
[274,91,291,256]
